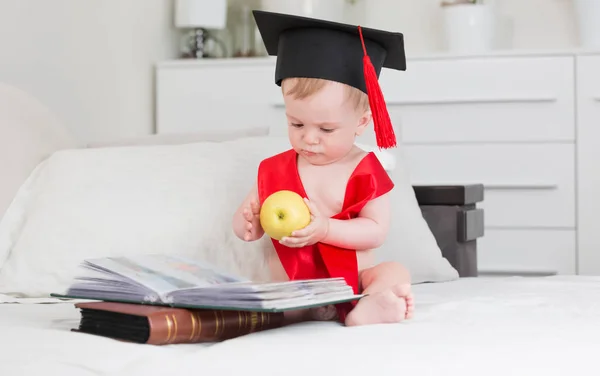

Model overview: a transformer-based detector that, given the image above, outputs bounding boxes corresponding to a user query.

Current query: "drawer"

[477,229,576,276]
[401,143,575,228]
[377,56,575,144]
[156,60,285,135]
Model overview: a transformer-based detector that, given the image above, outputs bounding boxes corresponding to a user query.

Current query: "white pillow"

[86,126,270,148]
[0,83,79,222]
[0,136,457,297]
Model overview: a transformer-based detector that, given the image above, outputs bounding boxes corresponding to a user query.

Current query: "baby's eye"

[290,123,303,128]
[321,128,335,133]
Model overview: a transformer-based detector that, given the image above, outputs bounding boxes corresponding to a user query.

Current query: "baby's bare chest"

[298,165,353,217]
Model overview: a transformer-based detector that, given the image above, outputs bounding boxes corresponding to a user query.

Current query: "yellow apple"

[259,190,311,241]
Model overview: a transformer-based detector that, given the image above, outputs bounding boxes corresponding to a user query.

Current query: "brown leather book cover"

[74,301,285,345]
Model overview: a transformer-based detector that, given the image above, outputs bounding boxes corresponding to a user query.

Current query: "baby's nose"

[305,128,321,143]
[304,134,319,144]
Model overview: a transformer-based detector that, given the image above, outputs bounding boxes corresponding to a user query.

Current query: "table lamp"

[175,0,228,58]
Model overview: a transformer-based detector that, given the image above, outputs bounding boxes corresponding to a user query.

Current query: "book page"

[82,255,249,298]
[65,255,362,310]
[168,276,361,310]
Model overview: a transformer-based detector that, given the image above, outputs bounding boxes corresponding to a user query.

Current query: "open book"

[51,255,363,312]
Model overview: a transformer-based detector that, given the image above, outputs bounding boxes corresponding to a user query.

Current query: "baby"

[232,10,414,326]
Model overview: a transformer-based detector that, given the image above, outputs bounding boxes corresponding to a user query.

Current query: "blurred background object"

[175,0,228,58]
[440,0,495,53]
[231,4,257,57]
[259,0,347,22]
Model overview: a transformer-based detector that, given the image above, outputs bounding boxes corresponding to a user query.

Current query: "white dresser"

[155,50,600,277]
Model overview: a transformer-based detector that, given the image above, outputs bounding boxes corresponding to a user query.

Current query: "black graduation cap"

[252,10,406,149]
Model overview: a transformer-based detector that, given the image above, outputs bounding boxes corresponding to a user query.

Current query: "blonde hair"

[282,77,370,113]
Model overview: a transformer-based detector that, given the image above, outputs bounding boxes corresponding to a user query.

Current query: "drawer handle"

[383,95,557,106]
[478,269,558,277]
[271,95,557,107]
[412,182,558,190]
[484,183,558,190]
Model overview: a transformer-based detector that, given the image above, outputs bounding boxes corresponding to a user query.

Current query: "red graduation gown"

[257,149,394,322]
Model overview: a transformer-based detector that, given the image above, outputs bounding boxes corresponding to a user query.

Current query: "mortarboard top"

[252,10,406,149]
[252,10,406,93]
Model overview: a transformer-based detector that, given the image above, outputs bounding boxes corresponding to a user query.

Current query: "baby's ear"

[355,110,372,136]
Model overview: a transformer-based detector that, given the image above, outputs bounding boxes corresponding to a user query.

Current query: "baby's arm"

[322,192,391,250]
[232,183,264,242]
[281,193,391,250]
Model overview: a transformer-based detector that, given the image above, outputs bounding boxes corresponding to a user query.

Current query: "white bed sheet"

[1,276,599,376]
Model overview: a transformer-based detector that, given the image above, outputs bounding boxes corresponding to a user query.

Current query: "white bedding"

[1,276,599,376]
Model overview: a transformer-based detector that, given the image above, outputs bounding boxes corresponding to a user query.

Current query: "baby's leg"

[345,261,414,327]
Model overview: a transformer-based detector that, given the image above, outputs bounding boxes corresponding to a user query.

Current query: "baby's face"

[282,81,370,166]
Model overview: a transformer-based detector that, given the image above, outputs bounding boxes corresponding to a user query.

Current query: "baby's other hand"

[242,200,263,241]
[279,198,329,248]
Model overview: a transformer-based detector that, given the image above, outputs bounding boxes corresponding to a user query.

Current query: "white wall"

[0,0,180,143]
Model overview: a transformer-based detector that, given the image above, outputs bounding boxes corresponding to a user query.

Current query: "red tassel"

[358,26,397,149]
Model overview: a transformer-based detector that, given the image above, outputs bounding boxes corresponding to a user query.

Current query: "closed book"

[74,302,285,345]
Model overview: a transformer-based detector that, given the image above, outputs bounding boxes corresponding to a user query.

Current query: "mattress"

[1,276,598,376]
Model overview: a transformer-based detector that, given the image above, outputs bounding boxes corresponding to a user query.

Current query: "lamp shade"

[175,0,227,29]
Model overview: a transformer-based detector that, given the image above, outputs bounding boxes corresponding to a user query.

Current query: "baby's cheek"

[288,133,302,148]
[329,140,354,156]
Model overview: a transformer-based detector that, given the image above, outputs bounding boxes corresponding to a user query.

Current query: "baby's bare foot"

[345,289,407,326]
[392,283,414,319]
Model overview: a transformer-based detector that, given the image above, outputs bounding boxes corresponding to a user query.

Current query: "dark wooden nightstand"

[413,184,484,278]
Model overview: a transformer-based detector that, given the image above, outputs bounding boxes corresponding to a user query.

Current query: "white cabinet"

[404,143,576,229]
[477,229,576,276]
[379,56,575,144]
[576,54,600,275]
[156,58,284,135]
[155,51,600,276]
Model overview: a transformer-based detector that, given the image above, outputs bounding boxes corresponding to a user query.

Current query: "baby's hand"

[280,198,329,248]
[242,200,263,241]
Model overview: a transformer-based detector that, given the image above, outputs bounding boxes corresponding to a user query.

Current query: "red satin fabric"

[257,149,394,322]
